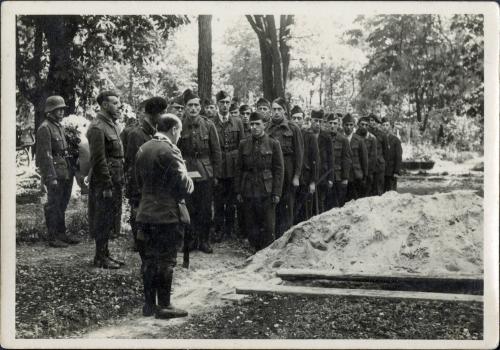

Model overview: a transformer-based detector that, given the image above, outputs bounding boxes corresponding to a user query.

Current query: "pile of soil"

[248,190,483,277]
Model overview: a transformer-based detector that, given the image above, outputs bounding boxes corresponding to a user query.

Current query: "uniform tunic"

[316,131,335,214]
[384,132,403,192]
[346,132,368,201]
[295,129,319,223]
[330,132,352,208]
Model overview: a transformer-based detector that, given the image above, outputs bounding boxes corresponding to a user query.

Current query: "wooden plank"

[276,269,483,286]
[236,284,483,303]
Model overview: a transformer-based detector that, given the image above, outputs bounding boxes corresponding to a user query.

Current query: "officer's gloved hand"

[49,179,58,189]
[341,179,348,186]
[272,195,280,204]
[236,194,243,203]
[292,175,300,187]
[103,189,113,199]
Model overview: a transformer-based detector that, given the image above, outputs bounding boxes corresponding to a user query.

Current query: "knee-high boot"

[155,267,188,319]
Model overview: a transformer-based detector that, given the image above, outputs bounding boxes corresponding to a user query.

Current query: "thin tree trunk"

[266,15,284,99]
[197,15,212,102]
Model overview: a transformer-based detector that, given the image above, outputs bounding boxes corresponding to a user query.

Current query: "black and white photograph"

[1,1,498,348]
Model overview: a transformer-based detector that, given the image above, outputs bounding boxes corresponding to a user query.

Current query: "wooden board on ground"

[276,269,483,286]
[236,284,483,303]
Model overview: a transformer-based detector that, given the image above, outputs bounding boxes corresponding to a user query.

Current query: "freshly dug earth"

[148,294,483,339]
[249,190,483,277]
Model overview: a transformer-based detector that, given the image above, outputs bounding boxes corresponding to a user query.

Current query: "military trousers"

[371,171,385,196]
[186,180,213,245]
[294,185,313,224]
[243,196,276,251]
[88,181,122,245]
[345,178,365,203]
[275,184,296,239]
[330,181,348,208]
[44,176,73,239]
[213,177,236,237]
[384,175,398,192]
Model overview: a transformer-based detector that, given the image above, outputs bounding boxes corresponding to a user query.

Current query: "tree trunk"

[258,37,274,100]
[279,15,293,92]
[266,16,284,99]
[197,15,212,102]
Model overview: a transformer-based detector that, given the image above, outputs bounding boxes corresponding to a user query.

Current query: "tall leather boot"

[198,228,213,254]
[44,206,68,248]
[142,262,157,316]
[156,267,188,319]
[94,240,119,269]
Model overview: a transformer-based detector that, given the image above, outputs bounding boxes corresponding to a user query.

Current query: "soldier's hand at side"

[236,194,243,203]
[394,173,400,178]
[272,195,280,204]
[341,179,348,186]
[213,178,219,186]
[103,189,113,199]
[292,175,300,187]
[309,182,316,194]
[49,179,58,188]
[327,180,333,189]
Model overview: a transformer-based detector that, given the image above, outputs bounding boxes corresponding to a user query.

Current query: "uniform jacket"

[370,127,387,173]
[213,114,246,178]
[36,117,70,183]
[385,133,403,176]
[331,132,352,182]
[135,133,193,224]
[347,133,368,181]
[235,133,284,198]
[121,119,156,198]
[300,129,319,186]
[266,118,304,184]
[357,130,378,175]
[86,111,124,189]
[317,131,335,186]
[178,115,222,182]
[242,123,251,139]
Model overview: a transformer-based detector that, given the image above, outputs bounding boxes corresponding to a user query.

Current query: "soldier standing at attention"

[236,111,284,252]
[381,117,403,192]
[239,104,252,136]
[356,116,378,197]
[267,97,304,238]
[122,97,168,254]
[368,113,387,196]
[343,113,368,202]
[291,106,319,223]
[135,113,193,319]
[256,97,272,124]
[36,95,80,248]
[327,113,351,208]
[178,90,222,253]
[212,91,246,242]
[87,90,125,269]
[310,110,334,214]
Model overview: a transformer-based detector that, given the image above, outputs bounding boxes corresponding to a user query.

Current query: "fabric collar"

[97,110,116,127]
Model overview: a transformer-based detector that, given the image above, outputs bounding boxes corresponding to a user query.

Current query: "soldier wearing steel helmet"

[36,95,80,248]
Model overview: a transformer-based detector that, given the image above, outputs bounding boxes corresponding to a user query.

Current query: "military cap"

[203,98,216,106]
[249,111,265,122]
[169,95,184,107]
[239,104,251,113]
[368,113,381,124]
[256,97,271,108]
[272,97,287,111]
[311,109,325,120]
[44,95,67,113]
[358,116,370,124]
[290,105,304,116]
[216,90,230,102]
[144,97,168,115]
[182,89,200,104]
[96,90,120,106]
[381,117,389,124]
[229,103,238,112]
[325,112,336,121]
[342,113,355,124]
[335,112,344,120]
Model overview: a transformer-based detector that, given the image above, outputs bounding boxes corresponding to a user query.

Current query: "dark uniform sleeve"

[36,125,57,182]
[87,125,113,189]
[394,137,403,175]
[272,139,285,197]
[359,138,368,178]
[235,140,244,194]
[208,121,222,179]
[164,146,194,198]
[327,135,335,183]
[341,137,352,181]
[292,124,304,179]
[310,134,320,183]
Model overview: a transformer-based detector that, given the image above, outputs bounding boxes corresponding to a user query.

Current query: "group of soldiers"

[35,89,402,319]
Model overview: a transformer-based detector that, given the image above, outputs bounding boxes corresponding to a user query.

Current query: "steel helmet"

[44,95,67,113]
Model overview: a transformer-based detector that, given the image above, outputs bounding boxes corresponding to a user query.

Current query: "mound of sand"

[247,190,483,277]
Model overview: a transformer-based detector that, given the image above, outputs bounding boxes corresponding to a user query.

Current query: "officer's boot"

[105,241,125,266]
[45,206,68,248]
[94,240,120,269]
[142,263,157,316]
[198,228,213,254]
[156,267,188,319]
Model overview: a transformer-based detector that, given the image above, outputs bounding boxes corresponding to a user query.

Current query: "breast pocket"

[259,148,273,169]
[106,134,123,158]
